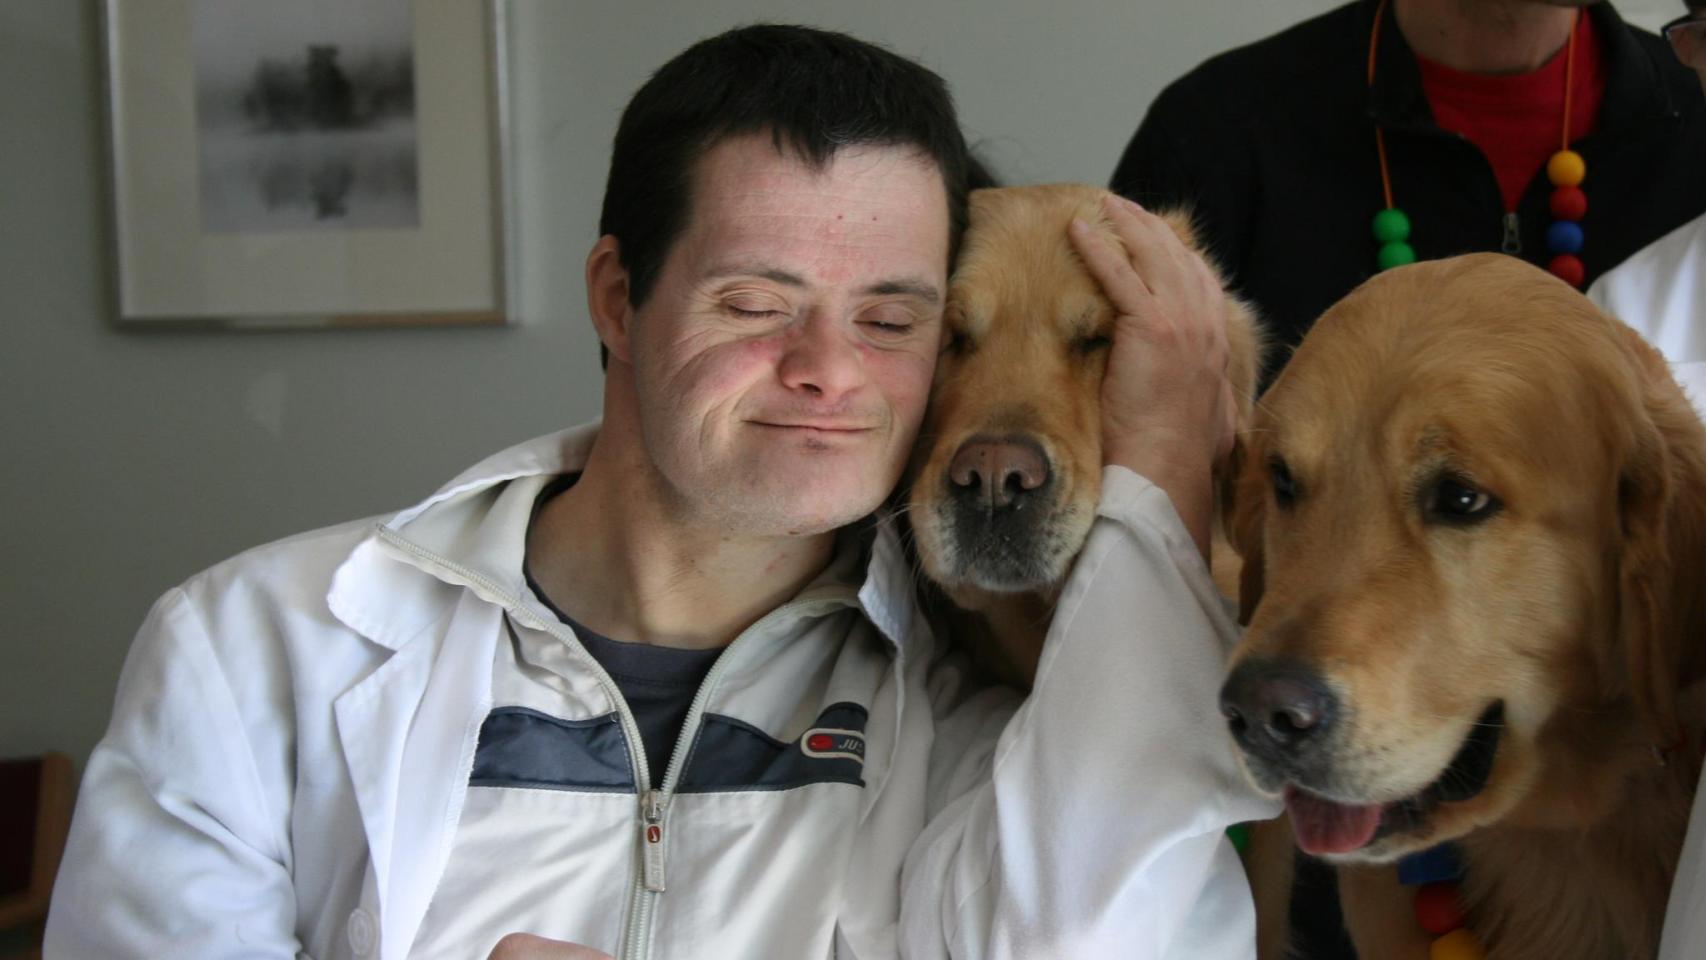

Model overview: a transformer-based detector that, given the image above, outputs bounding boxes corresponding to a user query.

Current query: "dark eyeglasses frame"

[1661,11,1706,42]
[1663,12,1706,68]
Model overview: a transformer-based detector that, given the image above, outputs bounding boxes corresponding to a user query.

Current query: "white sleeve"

[1658,762,1706,960]
[900,466,1279,959]
[1588,218,1706,366]
[44,588,306,960]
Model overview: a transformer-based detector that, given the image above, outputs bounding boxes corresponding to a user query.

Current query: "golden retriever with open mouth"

[906,183,1263,687]
[1223,253,1706,959]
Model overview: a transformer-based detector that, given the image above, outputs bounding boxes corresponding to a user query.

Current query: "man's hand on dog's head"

[1070,193,1234,558]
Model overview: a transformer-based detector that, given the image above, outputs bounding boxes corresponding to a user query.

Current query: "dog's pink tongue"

[1284,786,1384,856]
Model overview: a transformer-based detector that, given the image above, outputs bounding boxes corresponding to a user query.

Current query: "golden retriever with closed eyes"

[906,183,1263,687]
[1224,254,1706,959]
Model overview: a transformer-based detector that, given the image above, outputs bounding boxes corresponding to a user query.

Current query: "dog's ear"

[1612,339,1705,744]
[1227,428,1268,627]
[1618,411,1679,741]
[1219,297,1268,626]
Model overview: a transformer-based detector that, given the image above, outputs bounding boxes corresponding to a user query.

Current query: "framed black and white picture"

[102,0,512,327]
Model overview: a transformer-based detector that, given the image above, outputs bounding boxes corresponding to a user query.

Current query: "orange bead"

[1547,149,1586,187]
[1414,882,1465,935]
[1430,928,1487,960]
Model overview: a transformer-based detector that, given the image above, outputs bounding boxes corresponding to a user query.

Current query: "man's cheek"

[875,350,938,429]
[664,339,783,408]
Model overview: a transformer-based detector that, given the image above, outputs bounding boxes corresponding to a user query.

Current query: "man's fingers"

[488,933,615,960]
[1069,215,1152,316]
[1100,194,1193,302]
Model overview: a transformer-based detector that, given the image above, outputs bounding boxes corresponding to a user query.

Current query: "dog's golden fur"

[907,183,1262,686]
[1230,254,1706,959]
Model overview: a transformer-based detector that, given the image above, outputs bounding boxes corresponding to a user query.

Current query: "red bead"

[1550,186,1588,221]
[1414,882,1466,935]
[1548,254,1586,288]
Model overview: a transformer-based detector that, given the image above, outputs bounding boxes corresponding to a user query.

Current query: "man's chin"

[688,442,904,536]
[739,478,890,537]
[747,447,899,500]
[770,496,883,537]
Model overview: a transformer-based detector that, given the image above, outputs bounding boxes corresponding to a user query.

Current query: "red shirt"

[1417,11,1606,212]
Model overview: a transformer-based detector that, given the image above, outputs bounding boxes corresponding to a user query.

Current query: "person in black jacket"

[1113,0,1706,383]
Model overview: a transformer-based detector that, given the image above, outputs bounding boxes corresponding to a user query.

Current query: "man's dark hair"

[598,24,975,319]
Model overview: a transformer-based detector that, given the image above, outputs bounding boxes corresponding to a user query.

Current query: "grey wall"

[0,0,1685,765]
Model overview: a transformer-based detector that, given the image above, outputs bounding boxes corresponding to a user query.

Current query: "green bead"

[1227,822,1251,854]
[1377,240,1417,271]
[1372,207,1411,244]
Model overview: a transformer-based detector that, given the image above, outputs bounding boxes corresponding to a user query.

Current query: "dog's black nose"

[1219,658,1337,762]
[947,437,1051,512]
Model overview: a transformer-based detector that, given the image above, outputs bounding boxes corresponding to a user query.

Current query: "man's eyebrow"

[704,264,807,287]
[703,264,940,304]
[863,278,941,303]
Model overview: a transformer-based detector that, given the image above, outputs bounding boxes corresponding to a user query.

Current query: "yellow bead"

[1430,928,1487,960]
[1547,150,1586,187]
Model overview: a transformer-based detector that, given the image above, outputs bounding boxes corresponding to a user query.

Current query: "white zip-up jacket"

[46,426,1276,960]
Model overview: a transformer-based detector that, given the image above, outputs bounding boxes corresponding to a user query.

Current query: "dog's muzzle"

[938,434,1063,589]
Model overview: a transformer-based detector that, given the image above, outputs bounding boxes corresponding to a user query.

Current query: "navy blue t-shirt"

[524,474,722,787]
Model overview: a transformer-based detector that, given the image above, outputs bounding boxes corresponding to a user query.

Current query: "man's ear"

[586,235,635,365]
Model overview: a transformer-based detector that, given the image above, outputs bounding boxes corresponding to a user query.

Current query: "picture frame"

[100,0,514,328]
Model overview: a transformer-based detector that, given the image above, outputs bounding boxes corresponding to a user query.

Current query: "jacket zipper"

[640,788,666,890]
[1365,121,1526,261]
[1501,212,1522,254]
[373,526,857,960]
[374,529,660,957]
[618,591,855,960]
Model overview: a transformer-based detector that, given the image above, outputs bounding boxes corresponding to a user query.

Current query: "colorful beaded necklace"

[1397,843,1487,959]
[1367,0,1589,287]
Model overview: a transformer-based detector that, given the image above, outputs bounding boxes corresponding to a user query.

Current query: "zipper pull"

[1502,212,1522,254]
[640,788,668,892]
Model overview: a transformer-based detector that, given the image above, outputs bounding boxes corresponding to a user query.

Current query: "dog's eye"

[1428,477,1500,524]
[1073,334,1112,355]
[1269,456,1297,508]
[942,330,970,355]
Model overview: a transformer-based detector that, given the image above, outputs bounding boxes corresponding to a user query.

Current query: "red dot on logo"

[646,825,661,843]
[807,734,833,752]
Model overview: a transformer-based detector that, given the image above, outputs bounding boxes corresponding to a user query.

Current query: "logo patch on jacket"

[801,727,866,764]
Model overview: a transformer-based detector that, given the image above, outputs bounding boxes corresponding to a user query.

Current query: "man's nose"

[776,314,864,399]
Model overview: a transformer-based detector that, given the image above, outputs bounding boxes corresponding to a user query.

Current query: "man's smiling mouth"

[749,420,878,433]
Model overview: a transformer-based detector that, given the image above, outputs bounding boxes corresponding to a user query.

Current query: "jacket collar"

[1363,0,1677,137]
[327,424,920,652]
[857,511,915,649]
[327,426,596,651]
